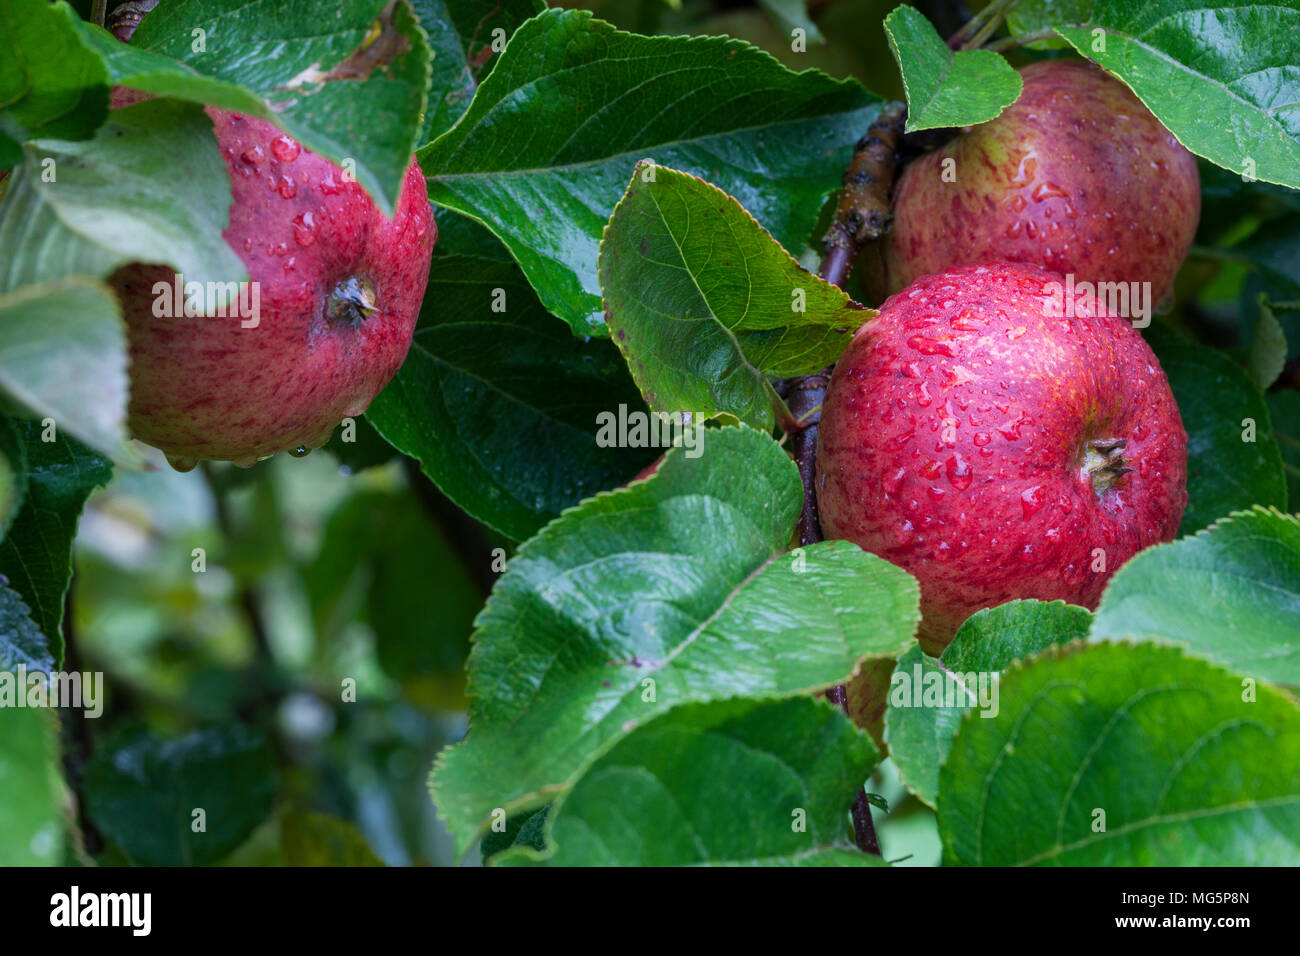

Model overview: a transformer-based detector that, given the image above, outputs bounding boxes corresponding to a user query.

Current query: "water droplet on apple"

[973,432,991,446]
[290,445,310,458]
[882,468,905,495]
[1020,485,1046,519]
[240,146,265,165]
[292,211,317,246]
[1032,181,1068,202]
[907,335,956,357]
[277,176,298,199]
[270,135,301,162]
[166,455,198,473]
[946,454,973,490]
[893,520,915,546]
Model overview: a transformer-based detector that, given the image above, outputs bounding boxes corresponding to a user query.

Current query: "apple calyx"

[1083,437,1134,494]
[326,276,378,328]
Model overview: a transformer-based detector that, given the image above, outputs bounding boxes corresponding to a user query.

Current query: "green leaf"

[1236,216,1300,297]
[480,805,550,861]
[280,809,384,866]
[368,215,656,541]
[71,0,430,214]
[85,724,278,866]
[419,8,882,335]
[497,697,884,866]
[305,489,480,708]
[0,99,245,292]
[1005,0,1094,50]
[939,642,1300,865]
[321,414,398,473]
[0,421,111,664]
[432,426,920,857]
[1147,324,1287,534]
[600,164,867,432]
[1091,507,1300,686]
[0,278,130,460]
[0,582,53,673]
[0,708,63,865]
[884,5,1022,132]
[1055,1,1300,189]
[0,416,28,538]
[409,0,545,146]
[885,600,1091,808]
[1270,390,1300,506]
[1248,295,1288,390]
[0,0,108,151]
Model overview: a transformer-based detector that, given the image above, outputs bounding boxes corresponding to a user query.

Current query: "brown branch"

[783,105,910,858]
[818,103,908,285]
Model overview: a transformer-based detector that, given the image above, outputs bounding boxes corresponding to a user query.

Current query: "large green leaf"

[939,642,1300,865]
[0,0,107,160]
[1147,324,1286,534]
[0,708,63,865]
[0,99,245,292]
[0,421,111,664]
[884,5,1022,132]
[0,278,129,460]
[368,215,656,542]
[71,0,430,214]
[0,416,27,539]
[409,0,545,147]
[84,724,278,866]
[1055,0,1300,188]
[432,426,920,857]
[1091,507,1300,686]
[419,8,882,334]
[497,697,886,866]
[600,164,867,432]
[885,600,1091,808]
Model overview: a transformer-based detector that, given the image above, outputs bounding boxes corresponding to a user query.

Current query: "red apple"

[865,60,1200,307]
[111,102,434,467]
[816,262,1187,649]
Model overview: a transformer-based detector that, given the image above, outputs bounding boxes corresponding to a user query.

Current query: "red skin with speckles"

[864,60,1199,306]
[111,101,434,465]
[816,262,1187,650]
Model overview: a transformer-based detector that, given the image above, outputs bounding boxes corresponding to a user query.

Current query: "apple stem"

[1085,438,1134,493]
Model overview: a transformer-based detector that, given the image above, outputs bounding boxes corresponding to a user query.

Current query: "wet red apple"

[865,60,1200,308]
[816,262,1187,649]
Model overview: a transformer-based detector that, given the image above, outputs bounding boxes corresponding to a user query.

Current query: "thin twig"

[946,0,1013,49]
[60,582,105,858]
[984,28,1067,52]
[789,105,909,857]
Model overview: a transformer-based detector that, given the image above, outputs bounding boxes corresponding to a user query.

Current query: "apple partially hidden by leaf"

[865,60,1200,308]
[111,100,434,468]
[816,262,1187,650]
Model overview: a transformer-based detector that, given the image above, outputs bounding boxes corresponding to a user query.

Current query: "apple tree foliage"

[0,0,1297,866]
